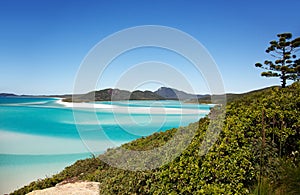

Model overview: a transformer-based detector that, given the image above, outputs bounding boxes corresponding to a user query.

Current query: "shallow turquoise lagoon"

[0,97,211,193]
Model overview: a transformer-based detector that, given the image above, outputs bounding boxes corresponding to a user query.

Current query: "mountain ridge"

[154,87,209,100]
[61,87,209,102]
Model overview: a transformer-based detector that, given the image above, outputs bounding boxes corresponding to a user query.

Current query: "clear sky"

[0,0,299,95]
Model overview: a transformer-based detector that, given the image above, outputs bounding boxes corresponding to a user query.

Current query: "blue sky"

[0,0,299,95]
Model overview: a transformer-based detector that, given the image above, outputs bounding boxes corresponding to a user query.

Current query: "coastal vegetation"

[12,82,300,194]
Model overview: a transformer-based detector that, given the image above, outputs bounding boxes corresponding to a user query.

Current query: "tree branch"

[274,50,284,55]
[270,53,281,59]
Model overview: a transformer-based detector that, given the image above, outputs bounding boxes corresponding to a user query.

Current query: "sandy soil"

[26,181,100,195]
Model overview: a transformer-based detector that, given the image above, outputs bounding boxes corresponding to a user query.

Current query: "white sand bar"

[57,100,209,115]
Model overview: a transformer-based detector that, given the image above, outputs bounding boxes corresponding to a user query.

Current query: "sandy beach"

[56,99,210,115]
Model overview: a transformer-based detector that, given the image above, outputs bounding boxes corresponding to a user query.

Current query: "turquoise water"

[0,97,211,194]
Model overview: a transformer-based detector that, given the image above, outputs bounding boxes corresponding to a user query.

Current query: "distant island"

[60,87,213,103]
[59,86,275,104]
[0,93,18,97]
[1,87,275,104]
[0,87,213,103]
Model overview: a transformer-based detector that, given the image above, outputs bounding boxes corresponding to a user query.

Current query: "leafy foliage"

[12,82,300,194]
[255,33,300,87]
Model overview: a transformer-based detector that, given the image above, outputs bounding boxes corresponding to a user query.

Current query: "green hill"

[12,82,300,195]
[62,88,165,102]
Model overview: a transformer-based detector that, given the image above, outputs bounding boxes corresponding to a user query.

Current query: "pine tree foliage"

[255,33,300,87]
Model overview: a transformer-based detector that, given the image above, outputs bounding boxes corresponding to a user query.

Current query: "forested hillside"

[12,82,300,195]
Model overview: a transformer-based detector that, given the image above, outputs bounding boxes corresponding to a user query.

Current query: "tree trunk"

[282,48,287,88]
[281,72,286,88]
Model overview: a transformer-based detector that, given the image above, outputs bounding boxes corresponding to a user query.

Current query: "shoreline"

[56,99,211,115]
